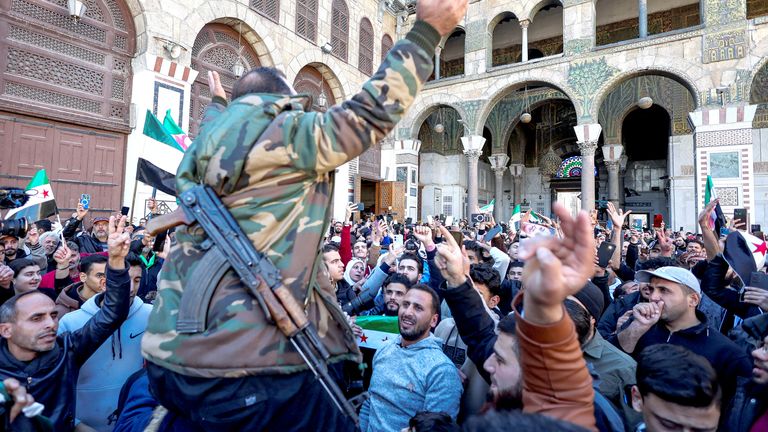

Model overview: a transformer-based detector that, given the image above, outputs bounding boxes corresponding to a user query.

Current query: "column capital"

[461,135,486,156]
[509,163,525,178]
[489,153,510,171]
[578,140,599,156]
[574,123,602,143]
[492,167,507,177]
[688,105,757,132]
[519,19,530,29]
[604,160,621,171]
[463,149,483,160]
[601,144,624,162]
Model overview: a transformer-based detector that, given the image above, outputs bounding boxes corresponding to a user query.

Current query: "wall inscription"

[703,30,747,64]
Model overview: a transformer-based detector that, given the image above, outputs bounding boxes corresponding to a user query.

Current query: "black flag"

[136,158,176,197]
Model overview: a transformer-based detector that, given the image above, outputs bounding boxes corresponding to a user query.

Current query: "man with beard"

[0,215,132,431]
[62,204,110,253]
[613,266,751,408]
[1,234,28,265]
[359,284,462,432]
[435,203,596,430]
[359,273,411,316]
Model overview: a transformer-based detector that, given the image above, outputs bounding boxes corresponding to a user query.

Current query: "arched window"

[358,18,374,75]
[331,0,349,61]
[296,0,318,42]
[250,0,279,22]
[442,29,465,78]
[294,65,337,113]
[189,24,262,136]
[381,34,394,64]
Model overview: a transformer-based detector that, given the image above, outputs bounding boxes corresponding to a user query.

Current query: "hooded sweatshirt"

[359,334,462,432]
[57,294,152,431]
[54,282,87,318]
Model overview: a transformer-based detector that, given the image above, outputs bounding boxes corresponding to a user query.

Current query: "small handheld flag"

[4,169,58,222]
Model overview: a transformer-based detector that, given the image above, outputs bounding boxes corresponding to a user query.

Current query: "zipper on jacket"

[26,376,32,385]
[666,332,673,343]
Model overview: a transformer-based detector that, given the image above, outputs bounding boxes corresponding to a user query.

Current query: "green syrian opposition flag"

[4,169,58,222]
[704,175,716,205]
[355,315,399,350]
[479,199,495,213]
[143,110,185,152]
[163,109,191,151]
[509,204,521,232]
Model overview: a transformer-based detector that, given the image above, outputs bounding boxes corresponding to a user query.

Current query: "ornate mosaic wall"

[596,3,701,46]
[598,75,696,142]
[492,35,564,67]
[419,107,463,155]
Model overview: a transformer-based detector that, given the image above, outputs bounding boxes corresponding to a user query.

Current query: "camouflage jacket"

[142,21,441,377]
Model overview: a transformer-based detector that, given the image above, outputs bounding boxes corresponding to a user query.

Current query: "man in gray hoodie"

[359,284,462,432]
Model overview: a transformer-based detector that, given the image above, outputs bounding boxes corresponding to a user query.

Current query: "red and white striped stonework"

[152,56,199,84]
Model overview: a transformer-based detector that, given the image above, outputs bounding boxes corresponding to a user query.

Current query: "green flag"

[162,109,191,151]
[509,204,521,232]
[479,199,495,213]
[143,110,184,152]
[704,175,716,205]
[4,169,58,222]
[355,316,399,350]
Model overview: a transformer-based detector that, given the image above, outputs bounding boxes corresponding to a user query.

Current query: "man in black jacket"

[611,266,751,407]
[0,215,132,431]
[61,204,109,254]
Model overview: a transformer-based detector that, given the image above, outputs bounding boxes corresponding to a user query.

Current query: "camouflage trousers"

[147,363,356,431]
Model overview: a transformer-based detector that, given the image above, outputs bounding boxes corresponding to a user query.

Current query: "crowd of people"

[0,0,767,430]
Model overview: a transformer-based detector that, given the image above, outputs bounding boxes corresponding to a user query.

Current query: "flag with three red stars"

[724,230,768,284]
[4,169,58,222]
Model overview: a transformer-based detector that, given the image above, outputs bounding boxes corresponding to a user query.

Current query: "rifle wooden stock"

[146,208,194,236]
[254,277,299,337]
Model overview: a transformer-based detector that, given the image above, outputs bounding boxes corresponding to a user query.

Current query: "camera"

[0,187,30,238]
[470,213,484,225]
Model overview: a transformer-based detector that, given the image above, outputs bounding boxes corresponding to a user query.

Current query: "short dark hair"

[636,344,721,408]
[497,313,516,336]
[508,260,524,269]
[34,219,52,232]
[382,273,412,290]
[463,241,489,262]
[80,254,108,275]
[322,244,340,254]
[462,410,590,432]
[398,253,421,269]
[407,284,440,314]
[0,291,49,323]
[231,67,293,99]
[469,263,501,297]
[9,258,39,278]
[408,411,458,432]
[126,256,142,268]
[564,299,591,346]
[636,257,679,271]
[687,239,704,247]
[66,241,79,253]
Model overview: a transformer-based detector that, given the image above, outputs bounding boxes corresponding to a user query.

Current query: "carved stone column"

[509,164,525,205]
[461,135,486,216]
[602,144,624,208]
[574,124,603,211]
[489,154,510,221]
[520,20,530,62]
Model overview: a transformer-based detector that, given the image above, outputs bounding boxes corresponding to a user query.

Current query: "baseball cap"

[635,266,701,294]
[93,216,109,223]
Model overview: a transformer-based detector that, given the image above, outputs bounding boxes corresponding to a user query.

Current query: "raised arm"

[71,215,132,364]
[515,203,597,431]
[289,1,468,174]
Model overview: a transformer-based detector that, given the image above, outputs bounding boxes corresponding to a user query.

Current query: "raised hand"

[631,302,663,329]
[743,287,768,310]
[412,225,434,248]
[698,199,719,230]
[656,227,673,257]
[207,70,226,100]
[383,246,405,267]
[107,215,130,269]
[345,203,357,223]
[0,265,13,289]
[518,203,595,324]
[75,202,89,221]
[25,226,39,246]
[53,244,72,268]
[435,225,470,287]
[606,202,631,231]
[416,0,468,37]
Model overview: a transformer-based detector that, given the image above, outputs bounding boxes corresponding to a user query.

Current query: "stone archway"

[293,64,339,112]
[189,22,264,137]
[0,0,137,216]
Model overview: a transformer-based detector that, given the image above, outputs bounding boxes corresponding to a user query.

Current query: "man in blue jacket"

[0,215,132,431]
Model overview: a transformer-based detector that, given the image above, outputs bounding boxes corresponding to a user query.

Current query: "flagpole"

[129,177,139,224]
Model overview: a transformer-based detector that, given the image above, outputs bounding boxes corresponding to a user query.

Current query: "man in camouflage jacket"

[141,1,468,429]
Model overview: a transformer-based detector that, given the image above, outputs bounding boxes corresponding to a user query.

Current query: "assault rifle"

[147,185,363,424]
